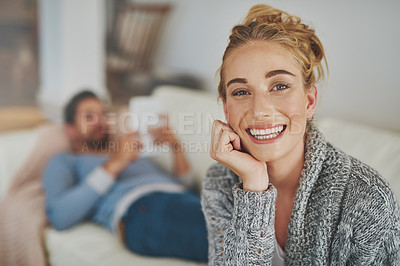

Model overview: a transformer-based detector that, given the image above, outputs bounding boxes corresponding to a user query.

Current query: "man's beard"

[81,134,110,153]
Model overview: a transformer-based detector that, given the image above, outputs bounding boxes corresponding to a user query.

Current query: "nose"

[251,93,273,120]
[99,113,108,127]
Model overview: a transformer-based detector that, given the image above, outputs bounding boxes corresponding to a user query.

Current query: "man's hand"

[103,131,142,178]
[149,124,180,149]
[210,120,269,192]
[149,121,191,177]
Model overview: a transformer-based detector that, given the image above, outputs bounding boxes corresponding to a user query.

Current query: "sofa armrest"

[0,128,39,198]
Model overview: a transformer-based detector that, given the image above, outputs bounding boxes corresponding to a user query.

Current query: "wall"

[38,0,106,122]
[149,0,400,131]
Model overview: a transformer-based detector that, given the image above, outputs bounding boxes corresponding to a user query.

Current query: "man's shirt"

[43,153,183,232]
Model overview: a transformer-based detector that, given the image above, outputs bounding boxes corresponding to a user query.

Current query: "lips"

[246,124,287,142]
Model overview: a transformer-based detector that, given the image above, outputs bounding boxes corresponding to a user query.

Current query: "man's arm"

[103,132,142,176]
[44,132,142,230]
[43,154,115,230]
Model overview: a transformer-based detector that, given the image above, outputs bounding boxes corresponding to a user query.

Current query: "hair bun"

[243,4,301,26]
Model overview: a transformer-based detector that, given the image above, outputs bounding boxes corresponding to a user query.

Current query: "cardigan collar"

[291,121,328,224]
[284,121,332,259]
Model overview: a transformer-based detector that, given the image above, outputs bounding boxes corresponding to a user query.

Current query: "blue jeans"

[122,191,208,262]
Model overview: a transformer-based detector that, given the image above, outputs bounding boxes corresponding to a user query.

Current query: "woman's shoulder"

[323,142,392,192]
[334,154,400,234]
[347,156,397,205]
[326,142,395,195]
[321,142,398,212]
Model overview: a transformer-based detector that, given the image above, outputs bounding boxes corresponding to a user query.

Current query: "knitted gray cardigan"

[201,123,400,265]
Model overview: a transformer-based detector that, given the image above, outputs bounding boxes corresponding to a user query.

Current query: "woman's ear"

[306,85,318,118]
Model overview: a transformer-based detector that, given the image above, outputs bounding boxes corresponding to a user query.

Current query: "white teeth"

[248,125,285,140]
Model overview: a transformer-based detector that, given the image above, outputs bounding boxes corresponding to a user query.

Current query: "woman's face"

[223,40,317,163]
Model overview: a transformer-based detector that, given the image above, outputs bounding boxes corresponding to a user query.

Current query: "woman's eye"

[232,90,249,96]
[272,84,289,91]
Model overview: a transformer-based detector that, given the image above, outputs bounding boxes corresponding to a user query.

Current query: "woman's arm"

[202,164,277,265]
[43,155,115,230]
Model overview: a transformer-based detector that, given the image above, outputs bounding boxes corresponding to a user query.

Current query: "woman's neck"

[267,140,305,193]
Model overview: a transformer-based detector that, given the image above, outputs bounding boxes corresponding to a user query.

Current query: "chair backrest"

[108,2,171,74]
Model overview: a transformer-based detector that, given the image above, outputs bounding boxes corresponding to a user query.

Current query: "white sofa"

[0,85,399,266]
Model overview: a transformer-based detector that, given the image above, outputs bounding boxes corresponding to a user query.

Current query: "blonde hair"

[218,4,328,100]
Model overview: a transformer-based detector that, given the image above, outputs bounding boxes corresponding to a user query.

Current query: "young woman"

[202,4,400,265]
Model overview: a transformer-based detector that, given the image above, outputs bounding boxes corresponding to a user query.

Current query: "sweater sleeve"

[43,154,115,230]
[201,164,277,265]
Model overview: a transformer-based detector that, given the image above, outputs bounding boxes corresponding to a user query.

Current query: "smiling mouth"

[246,125,287,140]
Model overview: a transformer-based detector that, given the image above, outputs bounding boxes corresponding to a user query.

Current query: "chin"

[250,149,282,163]
[241,142,282,163]
[93,132,109,142]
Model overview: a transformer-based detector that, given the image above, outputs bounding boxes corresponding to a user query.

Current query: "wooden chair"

[106,2,172,98]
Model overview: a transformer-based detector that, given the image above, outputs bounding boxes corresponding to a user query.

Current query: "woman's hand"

[210,120,269,192]
[103,131,142,178]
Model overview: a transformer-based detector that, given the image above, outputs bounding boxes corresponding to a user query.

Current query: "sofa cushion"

[151,86,224,190]
[46,224,206,266]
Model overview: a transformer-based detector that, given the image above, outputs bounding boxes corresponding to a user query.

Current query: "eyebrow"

[226,78,247,88]
[226,69,295,88]
[266,69,295,79]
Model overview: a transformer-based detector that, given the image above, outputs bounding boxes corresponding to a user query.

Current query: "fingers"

[230,133,241,151]
[120,131,142,152]
[210,120,241,160]
[159,113,168,122]
[124,130,140,139]
[148,126,161,136]
[210,120,270,191]
[153,133,178,146]
[148,123,178,146]
[211,120,228,149]
[148,124,171,136]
